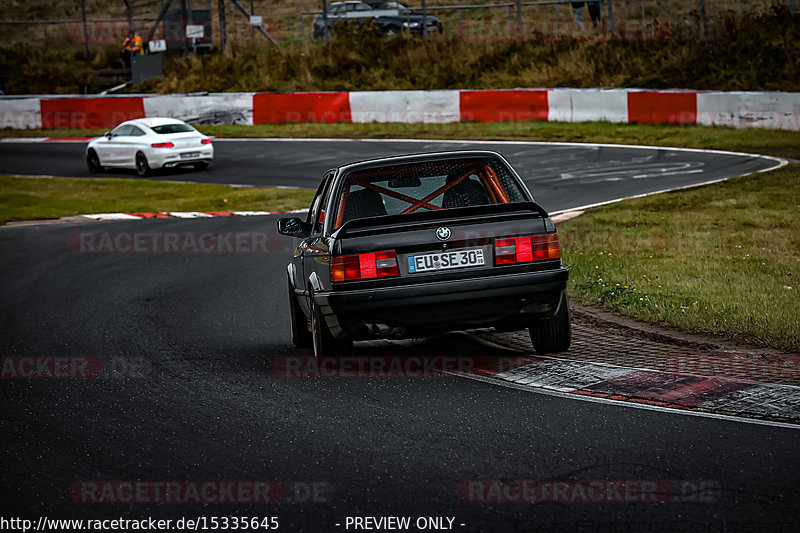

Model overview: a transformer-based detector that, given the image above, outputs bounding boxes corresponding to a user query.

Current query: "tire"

[384,25,400,36]
[310,292,352,358]
[288,280,312,348]
[135,152,151,177]
[530,290,571,354]
[86,149,102,173]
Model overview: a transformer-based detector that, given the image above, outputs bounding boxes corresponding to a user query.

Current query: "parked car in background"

[313,1,442,39]
[86,117,213,177]
[278,151,570,357]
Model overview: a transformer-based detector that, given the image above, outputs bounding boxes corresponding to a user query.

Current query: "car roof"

[334,150,508,175]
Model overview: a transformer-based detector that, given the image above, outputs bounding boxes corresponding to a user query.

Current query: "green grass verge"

[560,164,800,352]
[0,175,314,224]
[5,121,800,160]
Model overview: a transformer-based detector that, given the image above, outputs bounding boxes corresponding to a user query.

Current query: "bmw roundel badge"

[436,227,451,241]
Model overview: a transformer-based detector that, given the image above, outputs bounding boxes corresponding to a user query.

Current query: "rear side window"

[150,124,194,134]
[333,157,527,228]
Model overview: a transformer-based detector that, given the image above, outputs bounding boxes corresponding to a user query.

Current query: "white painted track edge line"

[549,156,788,215]
[449,370,800,430]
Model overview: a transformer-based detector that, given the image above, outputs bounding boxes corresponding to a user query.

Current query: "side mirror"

[277,217,310,238]
[104,131,112,139]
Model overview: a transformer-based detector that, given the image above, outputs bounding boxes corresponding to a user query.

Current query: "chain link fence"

[0,0,794,49]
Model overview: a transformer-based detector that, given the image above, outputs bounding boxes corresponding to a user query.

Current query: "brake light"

[151,142,174,148]
[201,138,212,145]
[331,251,399,282]
[495,234,561,265]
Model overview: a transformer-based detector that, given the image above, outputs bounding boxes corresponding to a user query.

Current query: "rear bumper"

[151,147,214,169]
[314,267,569,338]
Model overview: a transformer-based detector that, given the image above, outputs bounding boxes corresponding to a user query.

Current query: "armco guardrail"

[1,89,798,131]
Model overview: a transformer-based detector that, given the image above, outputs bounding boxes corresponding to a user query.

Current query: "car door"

[296,173,334,308]
[94,124,129,166]
[119,125,147,168]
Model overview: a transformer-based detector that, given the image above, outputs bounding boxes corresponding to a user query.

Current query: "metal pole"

[218,0,226,57]
[700,0,705,16]
[81,0,89,60]
[458,8,462,38]
[556,3,559,24]
[789,1,796,15]
[182,0,190,55]
[607,0,613,34]
[251,0,255,40]
[421,0,427,39]
[300,14,305,43]
[322,0,329,42]
[43,23,48,46]
[515,0,522,35]
[123,0,132,33]
[641,0,645,29]
[188,0,197,53]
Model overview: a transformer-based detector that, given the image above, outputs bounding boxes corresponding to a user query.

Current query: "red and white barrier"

[350,90,460,123]
[1,89,798,131]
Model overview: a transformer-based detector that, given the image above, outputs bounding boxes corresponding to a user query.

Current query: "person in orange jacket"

[121,31,144,68]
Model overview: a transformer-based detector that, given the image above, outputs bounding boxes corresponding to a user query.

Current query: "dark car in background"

[313,1,443,39]
[278,151,570,357]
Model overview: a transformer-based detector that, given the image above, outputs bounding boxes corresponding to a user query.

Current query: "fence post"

[458,8,463,38]
[516,0,522,36]
[422,0,427,39]
[251,0,256,40]
[300,14,305,43]
[322,0,329,42]
[789,1,796,15]
[641,0,645,29]
[81,0,89,60]
[607,0,613,34]
[218,0,226,57]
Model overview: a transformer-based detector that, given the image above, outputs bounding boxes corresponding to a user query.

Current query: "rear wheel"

[310,293,352,358]
[135,152,151,177]
[288,280,312,348]
[384,25,400,36]
[86,149,102,173]
[530,290,571,353]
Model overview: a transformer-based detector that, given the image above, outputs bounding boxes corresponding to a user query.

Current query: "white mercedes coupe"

[86,117,214,176]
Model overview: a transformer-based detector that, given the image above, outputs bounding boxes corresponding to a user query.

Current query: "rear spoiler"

[333,201,551,238]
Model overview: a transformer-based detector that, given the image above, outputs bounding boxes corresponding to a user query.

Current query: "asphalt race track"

[0,138,780,213]
[1,140,798,532]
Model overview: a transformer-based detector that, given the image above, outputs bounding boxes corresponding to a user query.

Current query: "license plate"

[181,152,200,159]
[407,248,485,273]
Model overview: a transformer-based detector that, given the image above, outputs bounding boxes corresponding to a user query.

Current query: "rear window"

[150,124,194,134]
[333,157,527,228]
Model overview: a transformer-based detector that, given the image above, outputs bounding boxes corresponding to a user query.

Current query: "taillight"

[331,251,399,282]
[495,234,560,265]
[201,138,212,145]
[151,142,174,148]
